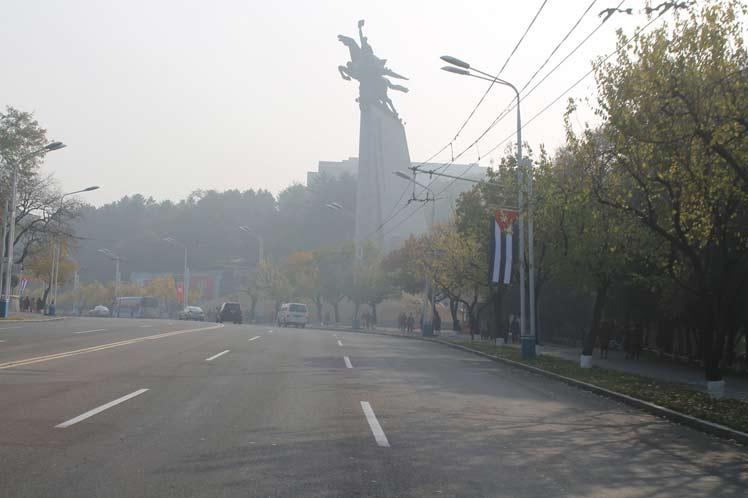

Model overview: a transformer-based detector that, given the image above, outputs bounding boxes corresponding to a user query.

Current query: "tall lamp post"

[97,248,121,310]
[394,170,436,336]
[441,55,536,357]
[163,237,189,309]
[238,226,264,266]
[0,141,66,318]
[49,186,99,315]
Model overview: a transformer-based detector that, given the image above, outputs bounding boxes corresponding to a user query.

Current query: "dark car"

[217,302,242,324]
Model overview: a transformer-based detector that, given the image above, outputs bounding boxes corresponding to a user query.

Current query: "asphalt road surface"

[0,317,745,497]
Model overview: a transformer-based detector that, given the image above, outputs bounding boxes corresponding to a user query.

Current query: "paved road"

[0,318,745,497]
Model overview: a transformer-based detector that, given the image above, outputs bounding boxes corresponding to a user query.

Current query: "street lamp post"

[393,170,436,336]
[49,186,99,315]
[97,248,121,311]
[238,226,264,266]
[163,237,189,308]
[441,56,536,357]
[0,141,66,318]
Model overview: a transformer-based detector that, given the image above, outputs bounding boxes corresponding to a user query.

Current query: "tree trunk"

[315,296,323,324]
[249,295,258,322]
[333,300,340,323]
[534,279,543,344]
[449,297,460,331]
[701,296,724,382]
[492,288,503,344]
[371,303,377,326]
[582,279,609,356]
[42,285,51,307]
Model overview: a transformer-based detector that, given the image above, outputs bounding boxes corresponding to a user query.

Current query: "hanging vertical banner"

[489,209,519,285]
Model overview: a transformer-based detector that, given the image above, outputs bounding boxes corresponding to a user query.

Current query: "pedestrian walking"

[406,312,415,334]
[510,317,520,344]
[433,309,441,335]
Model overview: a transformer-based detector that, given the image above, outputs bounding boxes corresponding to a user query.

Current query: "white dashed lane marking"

[55,389,149,428]
[205,350,230,362]
[360,401,389,447]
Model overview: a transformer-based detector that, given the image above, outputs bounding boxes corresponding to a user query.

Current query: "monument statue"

[337,20,409,116]
[338,20,413,253]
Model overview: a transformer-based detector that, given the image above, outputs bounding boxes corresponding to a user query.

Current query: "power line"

[464,0,627,156]
[520,0,601,94]
[368,0,634,240]
[407,0,552,195]
[426,6,668,195]
[450,0,551,144]
[413,0,621,191]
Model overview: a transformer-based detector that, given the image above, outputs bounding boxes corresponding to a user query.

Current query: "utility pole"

[440,56,536,357]
[0,141,66,318]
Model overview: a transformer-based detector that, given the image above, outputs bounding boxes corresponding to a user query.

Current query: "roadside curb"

[0,316,64,323]
[330,326,748,446]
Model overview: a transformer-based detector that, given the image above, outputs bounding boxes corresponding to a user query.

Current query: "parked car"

[277,302,308,328]
[178,306,205,321]
[216,302,242,324]
[87,305,110,317]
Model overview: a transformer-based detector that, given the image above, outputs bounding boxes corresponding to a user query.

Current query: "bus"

[114,296,161,318]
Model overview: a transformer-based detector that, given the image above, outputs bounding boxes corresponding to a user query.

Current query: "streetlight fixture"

[441,54,536,357]
[97,248,121,310]
[162,237,189,309]
[238,226,264,265]
[49,186,100,314]
[393,171,437,337]
[325,201,355,220]
[0,141,66,317]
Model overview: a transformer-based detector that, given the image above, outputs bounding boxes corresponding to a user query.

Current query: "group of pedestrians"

[360,310,375,329]
[398,312,416,334]
[19,296,43,313]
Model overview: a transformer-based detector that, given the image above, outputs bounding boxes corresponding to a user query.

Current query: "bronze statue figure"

[338,20,408,116]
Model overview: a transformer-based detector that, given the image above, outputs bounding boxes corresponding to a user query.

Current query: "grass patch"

[447,338,748,435]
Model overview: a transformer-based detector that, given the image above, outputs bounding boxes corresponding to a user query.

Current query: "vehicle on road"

[277,302,308,328]
[178,306,205,321]
[87,305,110,317]
[114,296,161,318]
[216,302,242,324]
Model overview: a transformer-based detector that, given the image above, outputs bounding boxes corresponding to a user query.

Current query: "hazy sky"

[1,0,647,206]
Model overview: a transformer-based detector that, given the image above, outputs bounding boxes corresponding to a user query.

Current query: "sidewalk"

[0,312,63,322]
[511,340,748,401]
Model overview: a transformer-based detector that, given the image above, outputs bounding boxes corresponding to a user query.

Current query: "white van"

[277,303,309,328]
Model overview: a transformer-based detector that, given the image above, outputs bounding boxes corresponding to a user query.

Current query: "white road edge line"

[337,340,343,346]
[360,401,389,447]
[74,329,108,335]
[55,388,149,428]
[140,325,153,328]
[248,336,261,342]
[344,356,353,369]
[205,350,230,361]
